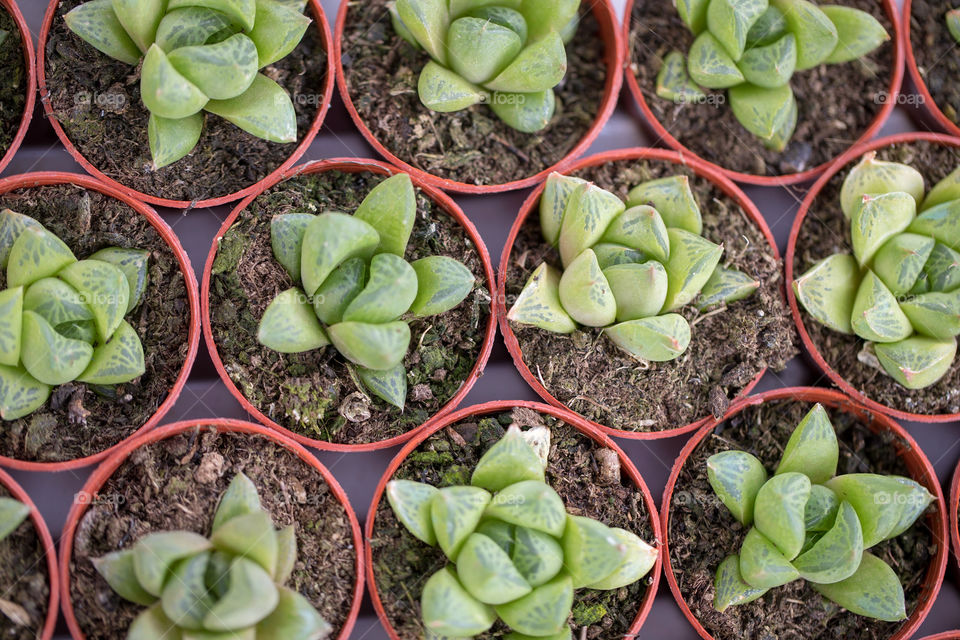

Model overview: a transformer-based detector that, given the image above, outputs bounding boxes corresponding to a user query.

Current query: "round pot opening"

[903,0,960,137]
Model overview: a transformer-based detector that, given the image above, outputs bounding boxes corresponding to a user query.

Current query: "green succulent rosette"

[507,172,759,363]
[0,209,148,420]
[707,403,932,620]
[794,153,960,389]
[657,0,888,151]
[385,425,658,637]
[256,173,475,410]
[64,0,313,169]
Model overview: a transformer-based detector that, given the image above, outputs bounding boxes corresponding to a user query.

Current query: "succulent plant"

[793,154,960,389]
[93,473,331,640]
[387,0,580,133]
[507,172,759,362]
[0,497,29,544]
[386,424,658,637]
[0,209,148,420]
[707,403,933,620]
[64,0,312,169]
[948,8,960,44]
[256,173,475,410]
[656,0,888,150]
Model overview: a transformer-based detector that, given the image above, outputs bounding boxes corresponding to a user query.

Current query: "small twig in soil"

[571,394,613,415]
[492,134,530,162]
[691,306,727,327]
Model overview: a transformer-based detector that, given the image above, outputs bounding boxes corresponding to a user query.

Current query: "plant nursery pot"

[0,171,200,471]
[202,158,496,451]
[623,0,904,187]
[903,0,960,137]
[0,466,59,640]
[36,0,335,209]
[951,455,960,571]
[498,147,797,440]
[366,399,662,639]
[334,0,623,194]
[786,132,960,422]
[0,0,35,176]
[59,418,365,640]
[916,634,960,640]
[662,387,947,640]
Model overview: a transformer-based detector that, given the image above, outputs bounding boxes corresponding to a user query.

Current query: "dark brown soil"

[909,0,960,128]
[0,486,50,640]
[793,140,960,415]
[505,159,796,434]
[668,398,937,640]
[44,0,328,205]
[69,427,358,639]
[0,3,26,159]
[0,184,191,463]
[207,169,491,445]
[340,0,607,187]
[629,0,895,177]
[370,406,657,639]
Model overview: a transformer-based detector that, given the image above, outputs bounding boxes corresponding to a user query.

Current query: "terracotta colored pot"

[622,0,904,187]
[785,131,960,423]
[950,454,960,571]
[903,0,960,138]
[202,158,497,452]
[59,418,365,640]
[334,0,623,194]
[916,634,960,640]
[0,171,200,471]
[497,147,781,440]
[0,0,36,176]
[0,466,59,640]
[36,0,335,209]
[365,399,662,640]
[661,387,948,640]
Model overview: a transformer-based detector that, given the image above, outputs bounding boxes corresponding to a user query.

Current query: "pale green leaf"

[713,554,768,612]
[793,253,860,334]
[161,552,213,629]
[738,33,797,88]
[746,6,788,46]
[142,44,209,120]
[729,83,797,149]
[386,479,438,545]
[792,501,863,584]
[872,233,935,296]
[256,587,332,640]
[270,213,315,284]
[258,288,330,353]
[357,364,408,409]
[562,515,626,588]
[688,31,745,88]
[431,486,492,560]
[467,6,528,41]
[484,480,566,537]
[540,173,587,246]
[656,51,706,102]
[494,574,572,637]
[585,527,658,590]
[77,320,146,385]
[395,0,449,64]
[776,403,838,483]
[706,0,768,61]
[626,175,703,234]
[754,472,810,560]
[211,511,279,575]
[603,261,669,321]
[921,165,960,211]
[706,450,767,526]
[7,226,77,289]
[249,0,312,67]
[883,477,934,540]
[770,0,838,69]
[840,153,925,219]
[64,0,142,65]
[511,526,563,587]
[850,270,913,343]
[0,210,42,270]
[58,259,129,342]
[696,266,759,310]
[418,61,487,112]
[341,253,417,324]
[0,364,51,420]
[213,473,261,534]
[88,247,150,312]
[483,32,566,93]
[312,258,366,325]
[557,249,616,327]
[822,5,888,64]
[811,552,906,621]
[353,173,415,256]
[949,9,960,44]
[592,243,646,269]
[922,243,960,293]
[901,290,960,339]
[111,0,165,53]
[167,34,259,100]
[92,549,158,606]
[661,228,723,311]
[20,311,93,386]
[490,89,556,133]
[476,520,515,555]
[155,7,233,51]
[448,17,522,85]
[168,0,257,32]
[805,484,840,531]
[908,198,960,246]
[300,213,379,296]
[472,426,545,491]
[388,1,421,49]
[604,314,691,361]
[824,474,910,547]
[203,557,279,630]
[557,183,625,267]
[327,321,410,370]
[851,192,916,266]
[421,567,496,636]
[0,287,22,366]
[507,263,577,334]
[409,256,474,317]
[677,0,709,33]
[128,604,182,640]
[739,527,799,589]
[133,531,212,597]
[205,73,297,143]
[601,205,669,262]
[457,533,532,605]
[520,0,579,40]
[875,335,957,389]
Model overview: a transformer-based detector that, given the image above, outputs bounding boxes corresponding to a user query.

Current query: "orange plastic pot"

[785,131,960,423]
[916,634,960,640]
[202,158,497,451]
[497,147,781,440]
[0,171,200,471]
[36,0,335,209]
[365,399,662,639]
[903,0,960,137]
[0,466,59,640]
[950,454,960,571]
[622,0,904,187]
[59,418,365,640]
[662,387,948,640]
[334,0,623,194]
[0,0,36,176]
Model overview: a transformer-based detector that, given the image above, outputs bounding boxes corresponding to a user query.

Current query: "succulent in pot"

[508,172,758,363]
[792,153,960,390]
[708,403,932,621]
[385,424,658,636]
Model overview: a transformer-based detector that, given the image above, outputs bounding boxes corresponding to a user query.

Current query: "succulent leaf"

[713,554,769,611]
[133,531,212,597]
[738,33,797,88]
[467,6,528,41]
[448,17,523,85]
[409,256,474,317]
[507,263,576,334]
[585,527,658,590]
[601,205,670,262]
[20,311,94,386]
[161,552,214,629]
[483,32,566,93]
[746,6,788,46]
[59,259,130,342]
[688,31,746,88]
[0,210,42,270]
[300,213,379,296]
[64,0,143,65]
[738,527,799,589]
[677,0,710,33]
[706,450,768,526]
[626,175,703,234]
[661,228,723,311]
[471,426,546,491]
[213,473,261,533]
[0,287,22,366]
[248,0,312,68]
[456,533,532,605]
[921,242,960,293]
[388,2,421,49]
[270,213,316,284]
[557,249,616,327]
[7,226,77,289]
[92,549,158,607]
[110,0,165,53]
[484,481,566,537]
[840,152,925,219]
[655,51,707,102]
[511,526,563,587]
[167,34,259,101]
[327,321,410,370]
[155,7,234,50]
[824,474,910,547]
[257,288,330,353]
[204,73,297,143]
[921,166,960,211]
[167,0,257,31]
[791,501,863,584]
[810,552,906,622]
[900,290,960,339]
[312,258,366,326]
[908,198,960,246]
[540,173,587,245]
[129,604,183,640]
[728,83,797,151]
[872,233,935,296]
[603,261,669,321]
[697,266,760,310]
[490,90,556,133]
[883,477,933,540]
[386,479,439,545]
[431,486,492,560]
[211,511,279,575]
[418,61,488,112]
[769,0,838,69]
[256,587,333,640]
[341,253,417,324]
[851,192,917,265]
[793,253,860,334]
[88,247,150,312]
[592,243,646,269]
[141,44,209,119]
[395,0,449,64]
[357,364,408,409]
[850,270,913,343]
[950,9,960,43]
[476,520,515,555]
[604,314,692,361]
[775,403,838,483]
[203,557,279,630]
[706,0,768,61]
[0,364,51,420]
[754,472,810,560]
[353,173,416,257]
[561,515,627,588]
[804,484,840,531]
[421,567,496,636]
[821,5,888,64]
[874,336,957,389]
[494,574,573,637]
[77,320,146,384]
[557,183,625,267]
[520,0,579,39]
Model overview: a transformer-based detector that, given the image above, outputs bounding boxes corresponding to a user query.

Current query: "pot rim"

[902,0,960,138]
[0,0,37,176]
[0,170,201,471]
